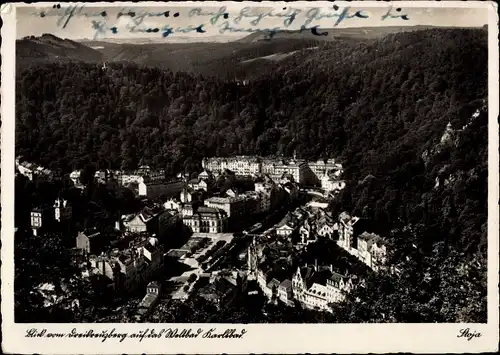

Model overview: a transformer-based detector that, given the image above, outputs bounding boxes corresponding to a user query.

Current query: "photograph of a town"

[13,3,488,324]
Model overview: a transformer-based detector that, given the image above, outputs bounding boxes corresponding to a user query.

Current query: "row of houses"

[250,252,356,312]
[30,198,73,236]
[270,208,389,271]
[335,212,388,272]
[81,235,164,292]
[16,158,60,181]
[160,175,300,234]
[202,156,343,186]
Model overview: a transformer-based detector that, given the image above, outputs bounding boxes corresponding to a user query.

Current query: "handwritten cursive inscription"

[25,327,247,342]
[303,6,369,27]
[31,4,412,40]
[232,6,302,27]
[188,6,229,25]
[457,328,482,341]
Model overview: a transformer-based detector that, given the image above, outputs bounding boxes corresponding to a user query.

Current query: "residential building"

[202,156,262,176]
[17,161,36,180]
[241,191,261,215]
[70,170,84,188]
[16,159,56,181]
[198,273,245,310]
[76,230,102,254]
[276,223,295,237]
[356,232,388,271]
[336,212,360,251]
[278,279,293,303]
[316,213,337,239]
[89,236,163,291]
[136,281,161,320]
[182,206,228,233]
[273,160,308,185]
[282,182,300,202]
[53,198,72,222]
[204,196,247,219]
[120,208,160,233]
[180,187,194,203]
[307,159,341,184]
[138,177,171,199]
[94,170,113,184]
[292,265,353,312]
[299,219,317,245]
[258,190,271,213]
[266,278,281,298]
[30,206,54,236]
[225,188,238,198]
[163,198,181,211]
[198,169,214,182]
[321,175,346,193]
[181,203,194,217]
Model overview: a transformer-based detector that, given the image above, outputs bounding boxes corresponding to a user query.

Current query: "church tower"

[247,237,258,280]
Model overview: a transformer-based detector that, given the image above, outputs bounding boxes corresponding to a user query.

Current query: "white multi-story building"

[202,156,261,176]
[204,196,247,218]
[54,198,72,222]
[163,198,181,211]
[70,170,84,188]
[356,232,388,271]
[336,212,360,251]
[292,265,353,312]
[273,160,308,185]
[307,159,338,181]
[89,236,163,291]
[321,175,346,193]
[182,206,228,233]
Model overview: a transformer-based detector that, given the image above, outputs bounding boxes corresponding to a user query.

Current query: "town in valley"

[16,154,391,322]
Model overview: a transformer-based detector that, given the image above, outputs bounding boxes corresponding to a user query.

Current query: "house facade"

[89,236,163,292]
[204,196,247,219]
[182,206,228,233]
[54,198,72,222]
[321,175,346,193]
[276,223,295,237]
[76,230,102,254]
[356,232,388,271]
[202,156,261,176]
[292,266,353,312]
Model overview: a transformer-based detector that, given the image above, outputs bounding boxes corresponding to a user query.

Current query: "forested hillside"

[16,27,488,322]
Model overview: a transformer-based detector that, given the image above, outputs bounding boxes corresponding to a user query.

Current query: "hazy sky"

[16,3,488,42]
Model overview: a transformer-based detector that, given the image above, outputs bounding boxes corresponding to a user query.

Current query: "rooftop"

[138,293,158,309]
[279,279,292,290]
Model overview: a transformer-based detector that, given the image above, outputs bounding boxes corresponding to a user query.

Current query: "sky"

[16,3,489,42]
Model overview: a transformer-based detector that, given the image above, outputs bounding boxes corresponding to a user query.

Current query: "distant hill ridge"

[17,26,487,79]
[17,33,103,67]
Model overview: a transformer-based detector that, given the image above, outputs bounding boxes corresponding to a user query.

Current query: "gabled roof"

[266,278,281,290]
[148,281,160,288]
[329,272,348,283]
[277,223,294,230]
[279,279,292,290]
[138,293,157,309]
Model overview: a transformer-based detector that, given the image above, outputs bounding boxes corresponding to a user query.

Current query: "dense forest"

[15,28,488,322]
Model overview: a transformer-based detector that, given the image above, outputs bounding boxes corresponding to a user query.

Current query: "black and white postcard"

[1,1,499,353]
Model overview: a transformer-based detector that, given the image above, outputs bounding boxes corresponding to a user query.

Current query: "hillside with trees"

[15,27,488,322]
